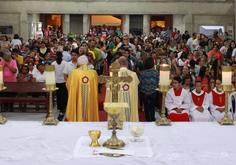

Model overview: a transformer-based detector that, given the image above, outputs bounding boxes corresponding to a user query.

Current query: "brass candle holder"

[0,65,7,125]
[155,85,172,126]
[103,103,128,149]
[43,65,59,126]
[218,66,234,125]
[155,64,171,126]
[0,85,7,125]
[218,85,234,125]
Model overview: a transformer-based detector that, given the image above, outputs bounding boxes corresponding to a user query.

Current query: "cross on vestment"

[98,62,133,129]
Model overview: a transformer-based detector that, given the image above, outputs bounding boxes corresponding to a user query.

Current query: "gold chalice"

[89,130,101,147]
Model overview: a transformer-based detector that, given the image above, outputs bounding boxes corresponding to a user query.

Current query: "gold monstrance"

[98,62,133,129]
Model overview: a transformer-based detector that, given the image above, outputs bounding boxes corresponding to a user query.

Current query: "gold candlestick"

[0,84,7,124]
[155,64,171,126]
[155,85,172,126]
[218,66,234,125]
[218,85,234,125]
[42,87,59,125]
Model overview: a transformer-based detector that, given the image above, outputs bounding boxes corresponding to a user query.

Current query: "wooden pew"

[0,82,49,115]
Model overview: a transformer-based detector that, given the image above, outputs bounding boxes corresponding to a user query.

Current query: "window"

[0,26,13,34]
[199,26,224,35]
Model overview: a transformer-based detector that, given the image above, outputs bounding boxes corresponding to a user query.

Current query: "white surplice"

[209,87,232,122]
[189,90,212,122]
[165,88,191,115]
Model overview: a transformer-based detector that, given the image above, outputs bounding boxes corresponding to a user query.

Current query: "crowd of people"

[0,24,235,122]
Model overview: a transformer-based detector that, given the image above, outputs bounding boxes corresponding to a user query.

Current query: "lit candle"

[0,65,3,84]
[159,64,170,86]
[45,65,55,85]
[222,66,232,85]
[118,71,121,77]
[110,72,113,77]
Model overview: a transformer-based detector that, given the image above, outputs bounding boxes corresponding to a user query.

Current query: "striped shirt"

[139,69,159,95]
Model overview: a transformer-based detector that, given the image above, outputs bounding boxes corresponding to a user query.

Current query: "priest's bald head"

[77,55,89,67]
[118,56,128,68]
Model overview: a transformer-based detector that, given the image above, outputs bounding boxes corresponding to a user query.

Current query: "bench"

[1,82,50,116]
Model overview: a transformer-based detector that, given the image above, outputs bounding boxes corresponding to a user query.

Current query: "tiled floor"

[1,104,160,122]
[1,104,59,122]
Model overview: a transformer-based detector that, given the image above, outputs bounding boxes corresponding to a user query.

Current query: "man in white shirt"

[117,35,136,55]
[63,49,78,81]
[189,80,212,122]
[187,33,196,53]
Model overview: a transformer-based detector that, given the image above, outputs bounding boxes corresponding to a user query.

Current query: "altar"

[1,121,236,165]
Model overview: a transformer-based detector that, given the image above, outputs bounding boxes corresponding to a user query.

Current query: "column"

[143,14,150,35]
[184,14,193,35]
[20,12,28,40]
[83,14,89,35]
[173,15,185,34]
[63,14,70,35]
[123,14,130,35]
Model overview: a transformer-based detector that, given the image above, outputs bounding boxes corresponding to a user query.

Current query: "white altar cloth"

[1,121,236,165]
[73,136,153,157]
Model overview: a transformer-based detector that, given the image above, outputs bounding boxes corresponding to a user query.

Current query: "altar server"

[105,56,139,122]
[189,80,212,122]
[209,79,232,121]
[65,56,99,122]
[165,76,191,122]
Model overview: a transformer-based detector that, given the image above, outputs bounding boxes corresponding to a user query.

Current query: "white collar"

[213,87,224,95]
[120,67,128,70]
[192,89,204,96]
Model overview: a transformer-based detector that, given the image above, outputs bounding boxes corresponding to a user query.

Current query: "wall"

[130,15,143,30]
[173,14,185,34]
[0,14,20,38]
[0,1,234,39]
[70,14,83,35]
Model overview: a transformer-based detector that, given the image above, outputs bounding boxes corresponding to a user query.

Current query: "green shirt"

[91,48,101,70]
[116,30,122,37]
[109,41,116,52]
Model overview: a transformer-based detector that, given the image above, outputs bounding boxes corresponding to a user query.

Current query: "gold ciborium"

[89,130,101,147]
[103,103,129,149]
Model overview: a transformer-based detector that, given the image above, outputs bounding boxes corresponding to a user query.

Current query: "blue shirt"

[62,51,72,62]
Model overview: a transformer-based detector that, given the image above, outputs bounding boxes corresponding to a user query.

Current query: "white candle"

[110,72,113,77]
[0,65,3,84]
[46,71,55,85]
[159,64,170,86]
[45,65,55,85]
[222,66,232,85]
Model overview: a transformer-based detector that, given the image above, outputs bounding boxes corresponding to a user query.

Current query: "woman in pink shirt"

[0,53,17,82]
[0,52,17,111]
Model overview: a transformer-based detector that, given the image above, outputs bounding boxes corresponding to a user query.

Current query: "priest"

[65,55,99,122]
[165,76,191,122]
[209,79,232,121]
[105,56,139,122]
[189,80,212,122]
